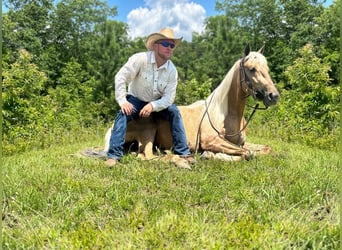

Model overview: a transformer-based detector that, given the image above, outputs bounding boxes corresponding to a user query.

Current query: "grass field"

[2,134,340,249]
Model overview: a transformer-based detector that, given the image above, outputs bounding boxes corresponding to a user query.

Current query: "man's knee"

[167,104,180,115]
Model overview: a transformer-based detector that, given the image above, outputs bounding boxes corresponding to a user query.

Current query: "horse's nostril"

[269,93,273,100]
[269,92,279,102]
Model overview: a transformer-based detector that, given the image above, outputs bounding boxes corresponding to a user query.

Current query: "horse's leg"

[201,151,243,161]
[137,125,157,159]
[201,135,249,157]
[126,118,157,160]
[238,118,272,156]
[243,142,272,155]
[154,119,173,150]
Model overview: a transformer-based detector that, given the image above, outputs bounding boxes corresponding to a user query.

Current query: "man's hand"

[139,103,153,117]
[121,102,134,115]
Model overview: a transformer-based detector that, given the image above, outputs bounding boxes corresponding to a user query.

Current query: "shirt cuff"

[150,101,156,112]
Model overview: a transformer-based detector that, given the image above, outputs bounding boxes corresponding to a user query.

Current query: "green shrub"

[2,50,104,155]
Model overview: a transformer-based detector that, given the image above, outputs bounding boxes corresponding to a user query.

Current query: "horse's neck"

[206,61,241,127]
[206,73,230,121]
[224,62,247,128]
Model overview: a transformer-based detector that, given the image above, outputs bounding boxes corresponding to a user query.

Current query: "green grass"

[2,135,340,249]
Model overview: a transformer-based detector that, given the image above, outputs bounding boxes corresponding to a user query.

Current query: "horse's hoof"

[244,150,255,161]
[201,151,215,159]
[137,153,145,160]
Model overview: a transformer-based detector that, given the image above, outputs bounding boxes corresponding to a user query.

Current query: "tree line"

[2,0,340,154]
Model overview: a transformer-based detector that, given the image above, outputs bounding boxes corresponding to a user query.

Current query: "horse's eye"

[249,67,256,73]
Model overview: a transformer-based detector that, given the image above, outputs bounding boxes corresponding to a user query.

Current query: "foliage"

[314,0,340,83]
[2,49,51,152]
[87,20,131,120]
[191,15,245,88]
[175,78,212,105]
[2,0,54,59]
[216,0,326,83]
[252,44,339,149]
[48,58,98,127]
[2,50,103,154]
[2,135,339,248]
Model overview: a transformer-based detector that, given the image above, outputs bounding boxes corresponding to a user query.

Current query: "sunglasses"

[156,41,175,49]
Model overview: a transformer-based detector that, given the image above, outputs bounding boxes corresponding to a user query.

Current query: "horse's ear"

[244,44,250,56]
[258,44,265,54]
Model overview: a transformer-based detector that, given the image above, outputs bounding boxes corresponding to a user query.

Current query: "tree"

[215,0,326,83]
[48,58,97,127]
[182,15,245,89]
[86,20,130,120]
[50,0,117,67]
[314,0,340,84]
[2,49,51,152]
[2,0,54,60]
[274,44,339,148]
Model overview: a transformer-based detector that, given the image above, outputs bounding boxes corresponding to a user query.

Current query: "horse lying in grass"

[104,45,280,162]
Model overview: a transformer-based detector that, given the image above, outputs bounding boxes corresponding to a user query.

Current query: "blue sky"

[110,0,219,22]
[108,0,333,41]
[108,0,219,40]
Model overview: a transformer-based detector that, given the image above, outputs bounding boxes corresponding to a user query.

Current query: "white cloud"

[126,0,206,41]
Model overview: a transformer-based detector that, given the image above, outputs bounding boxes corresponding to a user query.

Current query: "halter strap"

[239,57,253,98]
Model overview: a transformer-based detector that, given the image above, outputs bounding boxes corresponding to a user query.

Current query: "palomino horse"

[104,45,279,161]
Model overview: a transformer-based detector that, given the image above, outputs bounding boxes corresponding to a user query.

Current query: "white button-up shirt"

[114,51,178,112]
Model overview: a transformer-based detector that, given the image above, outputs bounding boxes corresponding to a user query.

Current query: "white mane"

[205,60,241,127]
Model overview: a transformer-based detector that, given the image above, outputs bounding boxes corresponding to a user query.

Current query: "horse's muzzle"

[263,91,279,107]
[254,89,279,107]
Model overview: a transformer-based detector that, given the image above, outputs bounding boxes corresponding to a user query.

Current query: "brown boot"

[180,155,196,164]
[105,158,118,167]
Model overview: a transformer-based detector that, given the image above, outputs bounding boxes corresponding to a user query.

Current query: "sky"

[108,0,221,41]
[107,0,334,41]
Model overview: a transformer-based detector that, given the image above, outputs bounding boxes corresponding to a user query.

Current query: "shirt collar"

[149,51,169,69]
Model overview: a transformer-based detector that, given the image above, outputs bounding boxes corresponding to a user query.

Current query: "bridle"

[239,57,254,99]
[239,57,271,110]
[194,57,268,153]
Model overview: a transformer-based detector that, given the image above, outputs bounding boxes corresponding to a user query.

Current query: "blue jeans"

[107,95,191,160]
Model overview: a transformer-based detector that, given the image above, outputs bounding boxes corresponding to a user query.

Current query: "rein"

[205,97,261,138]
[194,58,267,153]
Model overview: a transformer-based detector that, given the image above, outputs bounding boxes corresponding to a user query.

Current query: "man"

[105,28,195,167]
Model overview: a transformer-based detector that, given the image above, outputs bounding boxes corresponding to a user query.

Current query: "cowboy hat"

[145,28,183,51]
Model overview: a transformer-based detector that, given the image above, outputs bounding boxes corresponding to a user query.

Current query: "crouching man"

[105,28,195,167]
